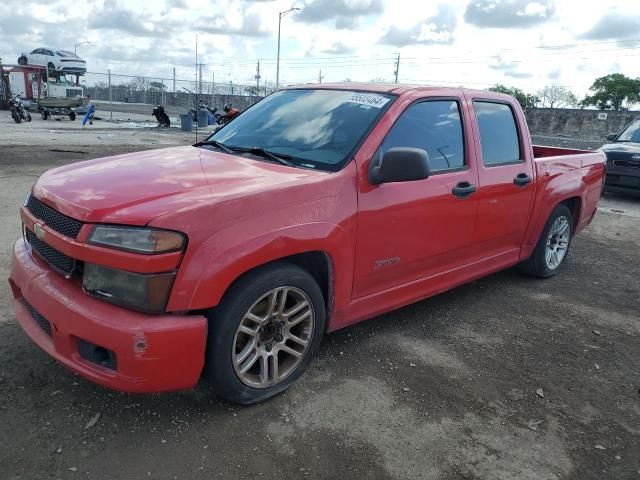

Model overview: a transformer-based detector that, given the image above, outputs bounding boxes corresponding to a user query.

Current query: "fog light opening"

[77,338,117,370]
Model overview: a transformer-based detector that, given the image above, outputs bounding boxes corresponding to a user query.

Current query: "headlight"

[88,226,186,254]
[83,263,176,313]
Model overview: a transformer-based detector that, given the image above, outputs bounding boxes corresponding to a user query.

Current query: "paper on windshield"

[345,92,390,108]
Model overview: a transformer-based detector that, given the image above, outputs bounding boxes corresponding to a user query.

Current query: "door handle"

[452,182,477,198]
[514,173,533,186]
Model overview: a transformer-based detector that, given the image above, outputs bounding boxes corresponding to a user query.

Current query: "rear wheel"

[47,62,56,73]
[204,262,325,404]
[25,113,32,122]
[69,112,76,121]
[521,204,573,278]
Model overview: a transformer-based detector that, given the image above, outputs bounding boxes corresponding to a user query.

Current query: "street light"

[276,7,300,90]
[74,41,91,55]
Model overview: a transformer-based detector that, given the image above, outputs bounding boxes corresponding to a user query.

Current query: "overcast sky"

[1,0,639,96]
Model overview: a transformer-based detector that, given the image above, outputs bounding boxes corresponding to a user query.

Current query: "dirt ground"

[1,115,639,480]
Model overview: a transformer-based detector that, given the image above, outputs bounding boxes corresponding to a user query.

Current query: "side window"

[381,100,465,172]
[473,101,521,165]
[44,49,54,56]
[32,49,42,54]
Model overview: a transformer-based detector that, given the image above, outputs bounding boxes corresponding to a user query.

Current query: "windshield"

[206,89,394,171]
[617,118,640,143]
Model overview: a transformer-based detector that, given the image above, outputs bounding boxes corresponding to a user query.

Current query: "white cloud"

[0,0,638,97]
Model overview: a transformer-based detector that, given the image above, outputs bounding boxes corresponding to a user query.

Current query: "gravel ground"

[1,116,639,480]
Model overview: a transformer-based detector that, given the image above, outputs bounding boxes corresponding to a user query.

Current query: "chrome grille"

[613,160,640,169]
[25,195,83,239]
[26,229,75,276]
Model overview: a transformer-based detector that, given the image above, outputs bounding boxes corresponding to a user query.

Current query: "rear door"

[464,97,535,264]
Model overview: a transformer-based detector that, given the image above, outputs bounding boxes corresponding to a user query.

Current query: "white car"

[18,48,86,75]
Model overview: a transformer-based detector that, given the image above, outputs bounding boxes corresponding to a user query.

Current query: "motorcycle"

[189,104,225,125]
[8,95,32,124]
[152,105,171,127]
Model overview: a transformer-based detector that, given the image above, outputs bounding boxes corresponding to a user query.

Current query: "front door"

[353,97,480,299]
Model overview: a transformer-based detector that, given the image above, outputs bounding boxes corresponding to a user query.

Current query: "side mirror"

[369,147,431,185]
[606,133,618,142]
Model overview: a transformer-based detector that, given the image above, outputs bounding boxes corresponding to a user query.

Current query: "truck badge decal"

[374,257,400,270]
[33,223,46,241]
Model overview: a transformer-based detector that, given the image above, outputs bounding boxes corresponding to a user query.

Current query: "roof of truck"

[285,82,513,100]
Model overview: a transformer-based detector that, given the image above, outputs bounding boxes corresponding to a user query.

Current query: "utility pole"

[195,34,198,143]
[198,63,203,98]
[394,53,400,84]
[211,72,216,108]
[255,60,261,93]
[276,7,300,90]
[172,67,176,93]
[318,69,324,84]
[108,69,113,121]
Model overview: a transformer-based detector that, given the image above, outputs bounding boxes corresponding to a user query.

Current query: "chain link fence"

[82,71,274,115]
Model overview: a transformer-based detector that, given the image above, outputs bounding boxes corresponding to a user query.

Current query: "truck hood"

[600,142,640,159]
[33,146,329,225]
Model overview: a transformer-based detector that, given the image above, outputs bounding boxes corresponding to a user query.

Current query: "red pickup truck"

[10,84,605,404]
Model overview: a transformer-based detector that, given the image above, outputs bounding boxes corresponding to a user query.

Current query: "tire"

[47,62,56,73]
[69,112,76,121]
[204,262,326,404]
[25,113,32,122]
[41,111,49,120]
[520,204,573,278]
[11,110,21,124]
[17,55,27,66]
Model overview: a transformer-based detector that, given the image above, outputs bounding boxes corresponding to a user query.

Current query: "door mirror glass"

[369,147,431,184]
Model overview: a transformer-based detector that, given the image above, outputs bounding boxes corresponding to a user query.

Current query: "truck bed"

[532,145,594,158]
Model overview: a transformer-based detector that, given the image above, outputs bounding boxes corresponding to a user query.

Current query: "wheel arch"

[559,196,582,233]
[214,251,334,317]
[521,195,582,261]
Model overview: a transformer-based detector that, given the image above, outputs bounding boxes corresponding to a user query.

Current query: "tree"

[488,84,539,109]
[148,81,167,92]
[537,86,578,108]
[129,76,149,91]
[581,73,640,111]
[244,85,262,96]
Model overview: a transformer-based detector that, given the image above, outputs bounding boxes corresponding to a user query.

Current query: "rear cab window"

[473,101,522,166]
[381,100,466,173]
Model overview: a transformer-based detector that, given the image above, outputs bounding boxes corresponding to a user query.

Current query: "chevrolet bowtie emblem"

[33,223,46,241]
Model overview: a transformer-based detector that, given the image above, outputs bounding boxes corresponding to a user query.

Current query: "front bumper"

[9,238,207,393]
[605,165,640,192]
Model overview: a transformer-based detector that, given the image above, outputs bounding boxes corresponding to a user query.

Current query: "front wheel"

[11,110,21,124]
[520,204,573,278]
[204,262,326,404]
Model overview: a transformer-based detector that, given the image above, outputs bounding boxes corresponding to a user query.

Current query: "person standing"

[82,94,95,127]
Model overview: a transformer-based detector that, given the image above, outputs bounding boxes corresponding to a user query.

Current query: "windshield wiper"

[195,140,235,155]
[239,147,298,167]
[197,142,300,167]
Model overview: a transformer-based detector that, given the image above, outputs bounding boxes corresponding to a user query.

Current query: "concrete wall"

[525,108,639,142]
